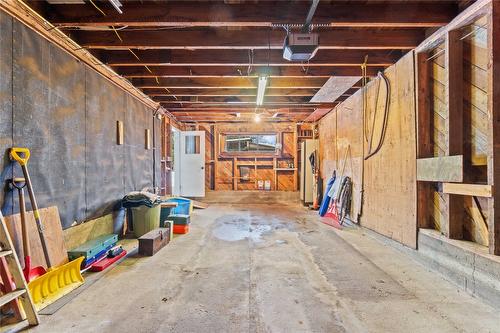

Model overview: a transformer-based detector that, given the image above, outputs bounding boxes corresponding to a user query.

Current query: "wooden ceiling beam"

[46,3,457,28]
[171,108,314,114]
[131,77,328,89]
[98,49,401,67]
[162,102,337,110]
[152,96,316,103]
[115,65,382,78]
[160,102,337,109]
[71,28,424,50]
[140,88,320,97]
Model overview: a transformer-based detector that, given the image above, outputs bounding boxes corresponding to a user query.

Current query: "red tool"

[89,249,127,272]
[11,178,46,282]
[322,200,342,229]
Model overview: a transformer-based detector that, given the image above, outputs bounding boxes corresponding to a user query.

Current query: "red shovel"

[11,178,46,282]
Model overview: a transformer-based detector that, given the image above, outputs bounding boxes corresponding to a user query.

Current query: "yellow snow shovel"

[10,147,84,311]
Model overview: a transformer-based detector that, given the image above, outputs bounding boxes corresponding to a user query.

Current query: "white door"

[179,131,205,197]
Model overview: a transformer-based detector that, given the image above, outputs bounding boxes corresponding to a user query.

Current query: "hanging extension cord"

[365,72,391,160]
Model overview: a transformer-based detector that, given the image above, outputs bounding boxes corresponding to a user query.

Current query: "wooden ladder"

[0,209,39,326]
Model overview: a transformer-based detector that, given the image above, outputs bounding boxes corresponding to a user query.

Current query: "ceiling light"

[256,76,268,106]
[254,113,261,123]
[108,0,123,14]
[272,112,280,118]
[235,113,241,118]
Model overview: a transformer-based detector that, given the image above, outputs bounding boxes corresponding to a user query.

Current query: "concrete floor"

[22,201,500,332]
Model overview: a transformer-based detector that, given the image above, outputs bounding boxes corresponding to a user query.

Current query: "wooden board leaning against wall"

[195,122,299,192]
[318,51,418,248]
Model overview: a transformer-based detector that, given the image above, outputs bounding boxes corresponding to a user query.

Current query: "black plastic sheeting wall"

[0,12,160,229]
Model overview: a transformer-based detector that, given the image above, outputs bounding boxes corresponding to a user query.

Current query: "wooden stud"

[444,30,464,239]
[116,121,124,145]
[145,129,151,150]
[442,183,493,197]
[487,1,500,255]
[416,51,433,229]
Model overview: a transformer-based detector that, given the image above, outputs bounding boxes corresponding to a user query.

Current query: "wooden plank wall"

[318,51,418,247]
[196,122,297,191]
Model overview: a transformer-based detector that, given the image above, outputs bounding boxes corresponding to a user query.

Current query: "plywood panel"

[335,93,363,223]
[277,171,294,191]
[318,109,337,189]
[216,159,233,190]
[319,53,417,248]
[362,51,417,248]
[5,206,68,269]
[310,76,360,102]
[318,52,417,247]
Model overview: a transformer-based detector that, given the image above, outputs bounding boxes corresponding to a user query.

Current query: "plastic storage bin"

[165,197,192,215]
[130,204,161,237]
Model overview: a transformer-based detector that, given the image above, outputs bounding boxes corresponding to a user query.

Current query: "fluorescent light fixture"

[256,76,268,106]
[272,112,279,118]
[235,113,241,118]
[108,0,123,14]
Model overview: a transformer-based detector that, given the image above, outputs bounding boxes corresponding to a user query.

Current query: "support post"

[487,1,500,255]
[444,30,464,239]
[416,51,433,229]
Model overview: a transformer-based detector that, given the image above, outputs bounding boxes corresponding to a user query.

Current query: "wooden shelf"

[275,168,297,171]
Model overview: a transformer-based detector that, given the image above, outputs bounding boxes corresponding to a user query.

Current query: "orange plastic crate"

[173,224,190,234]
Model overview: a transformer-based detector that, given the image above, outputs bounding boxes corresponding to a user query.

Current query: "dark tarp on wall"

[85,70,126,221]
[124,95,153,193]
[0,13,160,229]
[0,12,13,214]
[12,20,86,226]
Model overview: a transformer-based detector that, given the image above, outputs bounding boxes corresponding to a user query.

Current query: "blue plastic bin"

[165,197,192,215]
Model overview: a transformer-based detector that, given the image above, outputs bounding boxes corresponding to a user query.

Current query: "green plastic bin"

[131,204,161,238]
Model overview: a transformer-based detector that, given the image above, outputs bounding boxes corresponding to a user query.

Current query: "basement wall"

[0,11,161,229]
[318,51,418,248]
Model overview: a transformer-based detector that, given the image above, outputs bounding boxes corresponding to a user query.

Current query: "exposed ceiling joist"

[152,96,319,103]
[140,88,322,97]
[23,0,462,123]
[115,66,382,78]
[159,102,338,109]
[71,28,424,50]
[96,49,402,67]
[131,77,329,89]
[45,3,458,28]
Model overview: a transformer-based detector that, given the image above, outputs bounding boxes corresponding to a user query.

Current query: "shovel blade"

[28,257,85,311]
